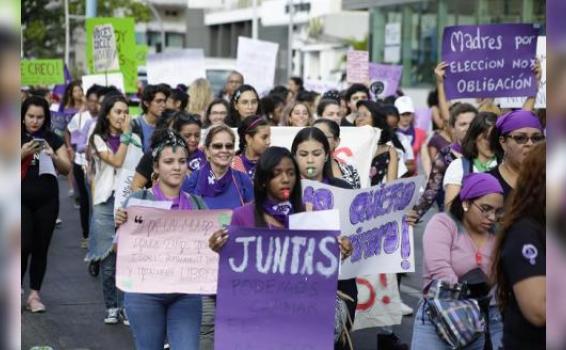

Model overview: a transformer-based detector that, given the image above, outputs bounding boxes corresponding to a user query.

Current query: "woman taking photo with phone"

[22,96,71,312]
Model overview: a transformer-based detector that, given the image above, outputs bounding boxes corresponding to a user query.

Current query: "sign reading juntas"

[215,226,340,350]
[116,206,232,294]
[147,49,206,87]
[300,175,425,279]
[236,37,279,95]
[442,23,538,99]
[21,59,65,86]
[92,23,120,73]
[497,36,546,108]
[347,50,370,84]
[86,17,138,93]
[369,63,403,99]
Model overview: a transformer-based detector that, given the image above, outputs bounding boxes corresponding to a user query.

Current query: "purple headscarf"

[152,183,192,210]
[496,110,543,135]
[459,173,503,201]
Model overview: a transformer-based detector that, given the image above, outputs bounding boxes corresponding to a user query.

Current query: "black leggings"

[73,163,90,239]
[22,195,59,291]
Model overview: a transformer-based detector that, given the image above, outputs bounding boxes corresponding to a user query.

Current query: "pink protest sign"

[116,206,232,294]
[347,50,369,84]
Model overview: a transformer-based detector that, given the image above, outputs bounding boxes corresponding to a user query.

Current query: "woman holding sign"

[86,94,141,325]
[22,96,71,312]
[411,173,505,350]
[209,146,355,350]
[115,130,206,350]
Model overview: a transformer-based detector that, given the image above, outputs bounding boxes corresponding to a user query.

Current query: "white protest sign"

[82,72,125,93]
[497,36,546,108]
[304,80,340,94]
[347,50,370,84]
[289,210,340,231]
[354,273,402,329]
[147,49,206,87]
[116,207,233,294]
[114,136,143,214]
[301,176,425,279]
[92,24,120,73]
[236,37,279,95]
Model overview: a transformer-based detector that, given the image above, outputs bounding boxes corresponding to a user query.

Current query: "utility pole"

[287,0,294,77]
[252,0,258,39]
[64,0,70,65]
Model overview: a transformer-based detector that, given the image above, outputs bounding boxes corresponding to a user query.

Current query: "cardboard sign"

[92,23,120,73]
[497,36,546,108]
[147,49,206,87]
[354,273,402,330]
[236,37,279,95]
[369,63,403,98]
[215,226,340,350]
[347,50,369,84]
[82,72,126,93]
[86,17,137,93]
[116,207,232,294]
[21,59,65,86]
[300,176,425,279]
[442,24,538,99]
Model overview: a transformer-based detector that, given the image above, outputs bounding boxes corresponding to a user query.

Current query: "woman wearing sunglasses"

[182,124,253,350]
[411,173,505,350]
[488,109,545,199]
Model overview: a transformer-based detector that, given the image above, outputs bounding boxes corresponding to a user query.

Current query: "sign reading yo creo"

[21,59,65,86]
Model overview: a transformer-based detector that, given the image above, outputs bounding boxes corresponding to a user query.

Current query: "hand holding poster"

[215,226,340,350]
[300,176,425,279]
[116,207,232,294]
[442,24,538,99]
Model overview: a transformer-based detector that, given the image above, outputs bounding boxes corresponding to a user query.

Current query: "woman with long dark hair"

[21,96,71,312]
[86,94,142,325]
[233,115,271,179]
[203,98,230,128]
[227,84,260,127]
[492,142,546,349]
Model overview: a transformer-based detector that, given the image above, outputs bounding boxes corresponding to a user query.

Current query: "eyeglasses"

[472,202,504,221]
[210,143,235,150]
[210,111,228,116]
[506,133,545,145]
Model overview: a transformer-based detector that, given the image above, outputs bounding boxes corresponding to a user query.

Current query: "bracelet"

[120,132,132,145]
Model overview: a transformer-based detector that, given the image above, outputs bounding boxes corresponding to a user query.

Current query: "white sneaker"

[104,308,120,324]
[400,302,413,316]
[56,218,63,225]
[119,308,130,326]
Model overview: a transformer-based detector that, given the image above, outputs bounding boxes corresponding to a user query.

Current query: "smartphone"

[33,138,46,148]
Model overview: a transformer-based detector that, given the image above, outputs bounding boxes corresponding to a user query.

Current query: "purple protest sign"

[215,226,340,350]
[442,24,538,99]
[369,63,403,98]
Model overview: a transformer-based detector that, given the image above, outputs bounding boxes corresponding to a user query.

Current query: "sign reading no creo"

[442,24,539,99]
[21,59,65,86]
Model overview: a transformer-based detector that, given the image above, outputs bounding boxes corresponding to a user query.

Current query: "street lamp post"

[287,0,294,77]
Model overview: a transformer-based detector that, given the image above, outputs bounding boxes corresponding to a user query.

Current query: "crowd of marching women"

[21,58,546,350]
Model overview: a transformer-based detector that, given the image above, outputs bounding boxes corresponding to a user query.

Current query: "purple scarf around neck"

[152,183,192,210]
[187,149,207,172]
[195,162,233,197]
[107,134,121,153]
[241,154,257,178]
[262,198,294,228]
[397,126,416,146]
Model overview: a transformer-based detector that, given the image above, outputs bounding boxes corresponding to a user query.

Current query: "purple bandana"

[397,126,416,146]
[496,110,543,135]
[195,162,233,198]
[107,134,121,153]
[460,173,503,201]
[262,199,294,228]
[241,154,257,178]
[188,149,207,172]
[152,183,192,210]
[450,143,463,154]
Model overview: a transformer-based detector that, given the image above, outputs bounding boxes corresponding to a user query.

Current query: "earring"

[463,206,468,212]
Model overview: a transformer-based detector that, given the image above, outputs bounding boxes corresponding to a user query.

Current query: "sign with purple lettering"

[369,63,403,98]
[442,24,538,99]
[215,226,340,350]
[301,176,424,279]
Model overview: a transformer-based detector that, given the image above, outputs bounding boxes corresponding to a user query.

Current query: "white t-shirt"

[91,135,118,206]
[67,110,93,166]
[395,132,415,161]
[443,158,498,188]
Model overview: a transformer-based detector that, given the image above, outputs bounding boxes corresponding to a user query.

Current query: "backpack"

[461,157,473,177]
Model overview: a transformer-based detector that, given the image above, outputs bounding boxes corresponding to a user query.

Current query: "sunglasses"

[210,143,235,150]
[506,133,545,145]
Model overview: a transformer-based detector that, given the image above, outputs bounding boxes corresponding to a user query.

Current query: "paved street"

[22,177,435,350]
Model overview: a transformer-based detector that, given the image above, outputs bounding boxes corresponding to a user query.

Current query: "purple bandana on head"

[188,149,207,172]
[459,173,503,201]
[241,154,257,178]
[107,134,121,153]
[262,199,294,228]
[152,183,192,210]
[195,162,233,198]
[496,110,543,135]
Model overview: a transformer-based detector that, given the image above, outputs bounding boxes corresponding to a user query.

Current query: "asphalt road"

[22,178,436,350]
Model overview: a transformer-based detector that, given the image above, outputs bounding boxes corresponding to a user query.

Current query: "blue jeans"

[124,293,202,350]
[101,252,123,309]
[411,300,502,350]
